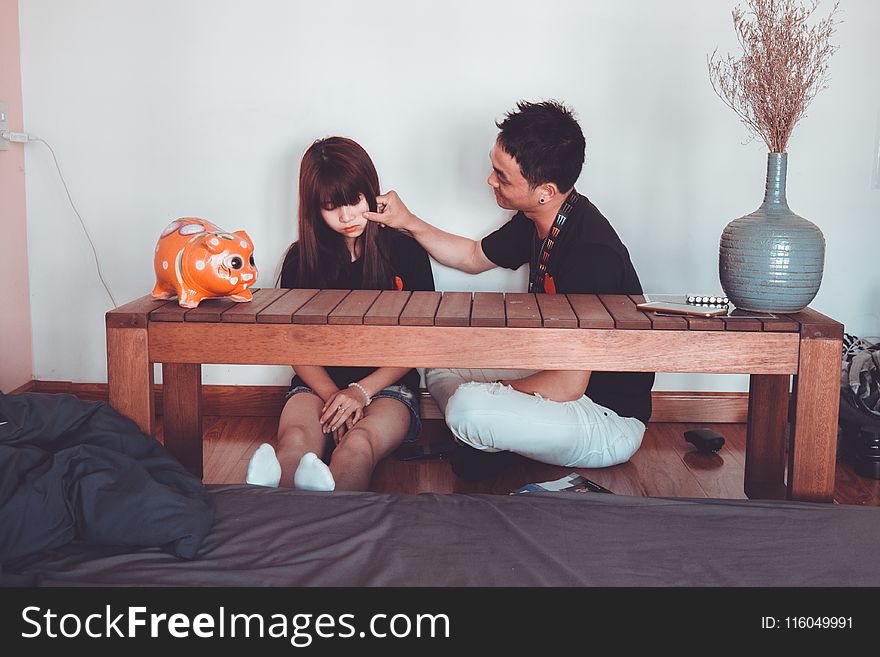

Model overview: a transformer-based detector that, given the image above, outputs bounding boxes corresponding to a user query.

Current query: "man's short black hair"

[495,100,585,192]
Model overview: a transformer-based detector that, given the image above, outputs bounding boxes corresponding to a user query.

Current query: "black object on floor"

[848,428,880,479]
[395,436,459,461]
[839,385,880,479]
[684,428,726,453]
[450,445,518,482]
[580,478,615,494]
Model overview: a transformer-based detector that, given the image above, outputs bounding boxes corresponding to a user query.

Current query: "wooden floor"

[169,417,880,505]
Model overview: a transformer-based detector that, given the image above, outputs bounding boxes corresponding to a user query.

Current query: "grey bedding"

[5,484,880,587]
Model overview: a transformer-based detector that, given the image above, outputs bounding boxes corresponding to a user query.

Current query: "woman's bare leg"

[328,398,411,491]
[274,392,326,487]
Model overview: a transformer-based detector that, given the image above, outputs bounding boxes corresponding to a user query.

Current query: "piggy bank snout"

[220,250,258,288]
[196,247,257,292]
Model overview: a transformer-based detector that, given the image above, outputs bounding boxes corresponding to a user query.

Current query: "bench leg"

[107,326,154,436]
[162,363,203,479]
[788,337,841,502]
[745,374,789,500]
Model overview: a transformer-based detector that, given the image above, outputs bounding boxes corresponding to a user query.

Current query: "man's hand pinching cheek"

[362,210,385,227]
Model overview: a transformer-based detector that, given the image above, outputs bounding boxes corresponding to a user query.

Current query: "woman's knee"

[276,424,313,450]
[334,427,377,462]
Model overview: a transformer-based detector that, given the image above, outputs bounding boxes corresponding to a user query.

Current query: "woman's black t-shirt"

[480,191,655,424]
[280,230,435,394]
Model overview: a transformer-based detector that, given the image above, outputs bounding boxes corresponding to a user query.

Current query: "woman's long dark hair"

[279,137,392,289]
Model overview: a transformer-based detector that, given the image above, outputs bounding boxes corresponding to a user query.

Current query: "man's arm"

[363,191,496,274]
[500,370,591,403]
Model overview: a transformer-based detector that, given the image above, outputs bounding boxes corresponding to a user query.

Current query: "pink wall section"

[0,0,33,391]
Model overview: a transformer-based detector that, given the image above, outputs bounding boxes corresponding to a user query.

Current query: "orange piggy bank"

[152,218,258,308]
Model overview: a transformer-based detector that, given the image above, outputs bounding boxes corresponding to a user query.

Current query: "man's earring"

[539,198,546,204]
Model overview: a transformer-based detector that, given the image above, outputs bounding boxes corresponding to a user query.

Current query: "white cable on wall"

[3,130,118,308]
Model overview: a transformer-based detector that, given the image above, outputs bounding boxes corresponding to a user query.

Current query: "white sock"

[294,451,336,491]
[245,443,282,488]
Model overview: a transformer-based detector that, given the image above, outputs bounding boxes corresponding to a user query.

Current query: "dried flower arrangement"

[708,0,840,153]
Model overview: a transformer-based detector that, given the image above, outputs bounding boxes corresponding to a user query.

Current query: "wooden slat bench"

[106,290,843,502]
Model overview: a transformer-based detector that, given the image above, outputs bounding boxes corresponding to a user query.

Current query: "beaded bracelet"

[686,294,729,306]
[348,382,372,406]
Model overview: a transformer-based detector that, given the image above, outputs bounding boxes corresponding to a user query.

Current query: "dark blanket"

[5,484,880,586]
[0,393,213,562]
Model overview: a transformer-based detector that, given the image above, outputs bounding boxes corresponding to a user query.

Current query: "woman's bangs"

[317,168,365,209]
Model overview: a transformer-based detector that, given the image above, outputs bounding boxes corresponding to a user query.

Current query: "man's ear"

[539,183,560,204]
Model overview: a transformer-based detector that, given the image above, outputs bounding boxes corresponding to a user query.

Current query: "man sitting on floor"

[363,100,655,478]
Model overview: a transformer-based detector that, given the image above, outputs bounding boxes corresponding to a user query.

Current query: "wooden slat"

[645,312,689,330]
[685,316,726,331]
[434,291,472,327]
[364,290,412,325]
[399,291,442,326]
[257,289,320,323]
[721,315,764,332]
[761,316,800,332]
[328,290,382,325]
[566,294,614,328]
[599,294,651,329]
[106,295,169,329]
[788,307,845,340]
[293,289,351,324]
[184,298,240,322]
[222,288,289,323]
[148,323,800,374]
[150,300,190,322]
[505,293,542,328]
[471,292,506,327]
[535,294,577,328]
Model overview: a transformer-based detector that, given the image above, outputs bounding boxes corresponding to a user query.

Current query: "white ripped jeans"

[425,368,646,468]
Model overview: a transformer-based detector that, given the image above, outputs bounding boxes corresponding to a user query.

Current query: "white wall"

[18,0,880,389]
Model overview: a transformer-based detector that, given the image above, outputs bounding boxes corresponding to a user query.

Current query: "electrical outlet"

[0,102,8,151]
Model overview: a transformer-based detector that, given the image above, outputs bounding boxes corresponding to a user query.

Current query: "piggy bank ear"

[234,231,253,250]
[203,235,226,254]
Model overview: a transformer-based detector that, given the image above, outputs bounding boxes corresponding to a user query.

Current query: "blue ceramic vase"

[719,152,825,313]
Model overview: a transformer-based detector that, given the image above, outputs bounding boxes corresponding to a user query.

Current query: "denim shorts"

[286,383,422,443]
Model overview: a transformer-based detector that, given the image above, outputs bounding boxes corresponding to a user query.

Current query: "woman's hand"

[320,388,367,440]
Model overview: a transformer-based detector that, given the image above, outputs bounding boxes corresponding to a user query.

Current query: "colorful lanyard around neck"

[528,189,579,293]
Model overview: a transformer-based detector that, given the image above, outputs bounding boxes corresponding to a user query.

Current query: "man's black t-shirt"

[481,191,655,423]
[279,230,435,394]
